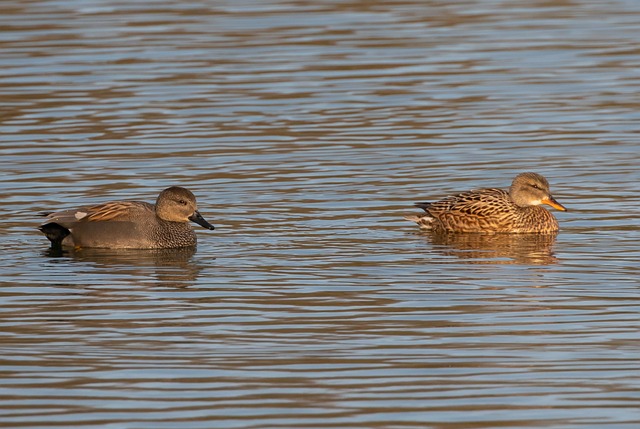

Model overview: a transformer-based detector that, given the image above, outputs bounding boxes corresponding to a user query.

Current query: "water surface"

[1,0,639,428]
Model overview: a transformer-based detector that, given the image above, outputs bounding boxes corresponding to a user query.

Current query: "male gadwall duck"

[406,172,567,233]
[39,186,215,249]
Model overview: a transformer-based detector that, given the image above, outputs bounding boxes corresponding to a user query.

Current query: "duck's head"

[156,186,215,229]
[509,172,567,211]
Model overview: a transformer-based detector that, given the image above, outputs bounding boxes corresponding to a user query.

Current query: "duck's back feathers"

[43,201,154,227]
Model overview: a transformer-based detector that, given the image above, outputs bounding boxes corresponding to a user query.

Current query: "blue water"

[1,1,639,428]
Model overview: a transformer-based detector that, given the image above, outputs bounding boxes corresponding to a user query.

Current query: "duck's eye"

[530,184,540,190]
[178,199,187,205]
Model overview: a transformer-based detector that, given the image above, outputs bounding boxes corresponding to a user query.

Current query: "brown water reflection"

[44,247,203,288]
[422,232,559,265]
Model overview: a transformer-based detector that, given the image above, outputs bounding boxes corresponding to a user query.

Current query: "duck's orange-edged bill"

[542,196,567,211]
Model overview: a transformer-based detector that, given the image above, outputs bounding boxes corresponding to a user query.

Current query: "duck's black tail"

[39,223,70,252]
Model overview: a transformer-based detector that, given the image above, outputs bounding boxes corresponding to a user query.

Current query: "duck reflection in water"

[43,247,205,288]
[424,232,559,265]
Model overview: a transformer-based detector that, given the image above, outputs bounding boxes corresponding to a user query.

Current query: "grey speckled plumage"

[39,186,215,249]
[406,172,567,234]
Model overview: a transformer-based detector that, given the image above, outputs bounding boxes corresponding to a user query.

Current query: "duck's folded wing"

[43,201,154,227]
[425,188,509,217]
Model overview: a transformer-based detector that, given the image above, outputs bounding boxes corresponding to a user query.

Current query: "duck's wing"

[43,201,154,226]
[417,188,509,217]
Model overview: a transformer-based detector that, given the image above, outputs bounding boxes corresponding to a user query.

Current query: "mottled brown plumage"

[39,186,215,249]
[406,172,567,233]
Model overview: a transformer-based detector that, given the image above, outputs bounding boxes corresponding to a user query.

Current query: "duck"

[406,172,566,233]
[39,186,214,250]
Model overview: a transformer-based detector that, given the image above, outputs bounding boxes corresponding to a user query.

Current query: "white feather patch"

[75,211,88,220]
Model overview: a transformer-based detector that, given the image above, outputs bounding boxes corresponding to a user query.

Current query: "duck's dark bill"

[189,211,215,230]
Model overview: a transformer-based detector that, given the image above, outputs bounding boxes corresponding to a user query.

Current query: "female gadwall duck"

[39,186,215,249]
[406,172,567,233]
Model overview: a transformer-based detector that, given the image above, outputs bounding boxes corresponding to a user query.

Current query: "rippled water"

[1,0,639,428]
